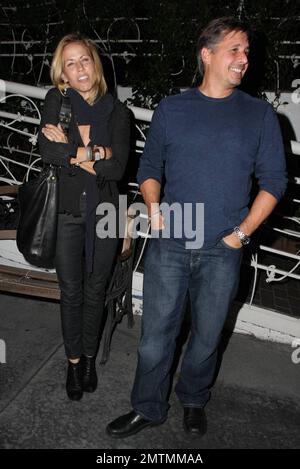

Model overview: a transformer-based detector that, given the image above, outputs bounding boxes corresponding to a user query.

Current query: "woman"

[39,33,130,400]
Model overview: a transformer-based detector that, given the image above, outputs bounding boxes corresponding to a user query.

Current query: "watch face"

[234,227,250,245]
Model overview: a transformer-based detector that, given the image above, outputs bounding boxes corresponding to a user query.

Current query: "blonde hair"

[50,33,107,104]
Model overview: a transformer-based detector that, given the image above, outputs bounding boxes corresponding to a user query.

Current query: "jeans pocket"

[220,238,243,251]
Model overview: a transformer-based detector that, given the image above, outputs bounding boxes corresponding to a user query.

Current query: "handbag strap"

[59,94,72,133]
[41,94,71,173]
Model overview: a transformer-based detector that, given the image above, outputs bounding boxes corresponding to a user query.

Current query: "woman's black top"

[38,87,131,272]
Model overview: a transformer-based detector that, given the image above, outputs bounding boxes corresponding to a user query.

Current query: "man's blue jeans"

[131,237,243,422]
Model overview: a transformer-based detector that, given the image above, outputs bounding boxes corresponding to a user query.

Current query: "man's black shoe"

[66,361,83,401]
[183,407,207,435]
[82,355,98,393]
[106,410,163,438]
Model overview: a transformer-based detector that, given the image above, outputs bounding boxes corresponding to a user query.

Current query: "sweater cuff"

[137,171,162,186]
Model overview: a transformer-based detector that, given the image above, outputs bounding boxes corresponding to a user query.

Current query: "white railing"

[248,127,300,300]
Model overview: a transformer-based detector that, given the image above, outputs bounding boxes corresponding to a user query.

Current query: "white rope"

[265,250,300,283]
[249,252,259,307]
[133,223,151,273]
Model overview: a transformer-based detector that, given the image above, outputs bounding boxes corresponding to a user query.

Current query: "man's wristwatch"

[233,226,250,246]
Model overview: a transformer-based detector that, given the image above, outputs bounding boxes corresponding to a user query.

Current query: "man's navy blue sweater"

[137,87,287,247]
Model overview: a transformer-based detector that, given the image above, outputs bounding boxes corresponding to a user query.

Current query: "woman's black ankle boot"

[82,355,98,393]
[66,360,83,401]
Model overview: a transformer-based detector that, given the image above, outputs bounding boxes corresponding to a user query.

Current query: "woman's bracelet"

[93,145,106,161]
[101,145,107,160]
[82,145,107,163]
[85,146,93,161]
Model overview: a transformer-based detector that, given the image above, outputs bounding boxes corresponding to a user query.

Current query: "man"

[106,17,287,438]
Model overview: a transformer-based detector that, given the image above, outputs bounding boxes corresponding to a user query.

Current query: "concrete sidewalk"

[0,292,299,449]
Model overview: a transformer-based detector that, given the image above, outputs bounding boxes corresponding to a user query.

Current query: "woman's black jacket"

[38,87,131,215]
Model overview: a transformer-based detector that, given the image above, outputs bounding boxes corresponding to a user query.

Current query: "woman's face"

[61,42,97,100]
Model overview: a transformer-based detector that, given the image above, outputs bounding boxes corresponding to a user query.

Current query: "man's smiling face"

[202,29,250,91]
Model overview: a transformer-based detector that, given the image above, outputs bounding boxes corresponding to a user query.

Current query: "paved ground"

[0,292,299,449]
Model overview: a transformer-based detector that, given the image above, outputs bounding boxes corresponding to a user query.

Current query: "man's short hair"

[197,16,251,76]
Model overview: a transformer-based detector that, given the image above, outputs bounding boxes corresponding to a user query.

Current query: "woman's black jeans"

[55,192,118,359]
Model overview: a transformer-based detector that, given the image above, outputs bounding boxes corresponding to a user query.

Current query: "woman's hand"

[41,123,68,143]
[93,145,113,160]
[78,161,96,175]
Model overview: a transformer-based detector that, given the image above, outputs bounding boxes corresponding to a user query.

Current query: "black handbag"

[16,93,71,268]
[17,165,59,268]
